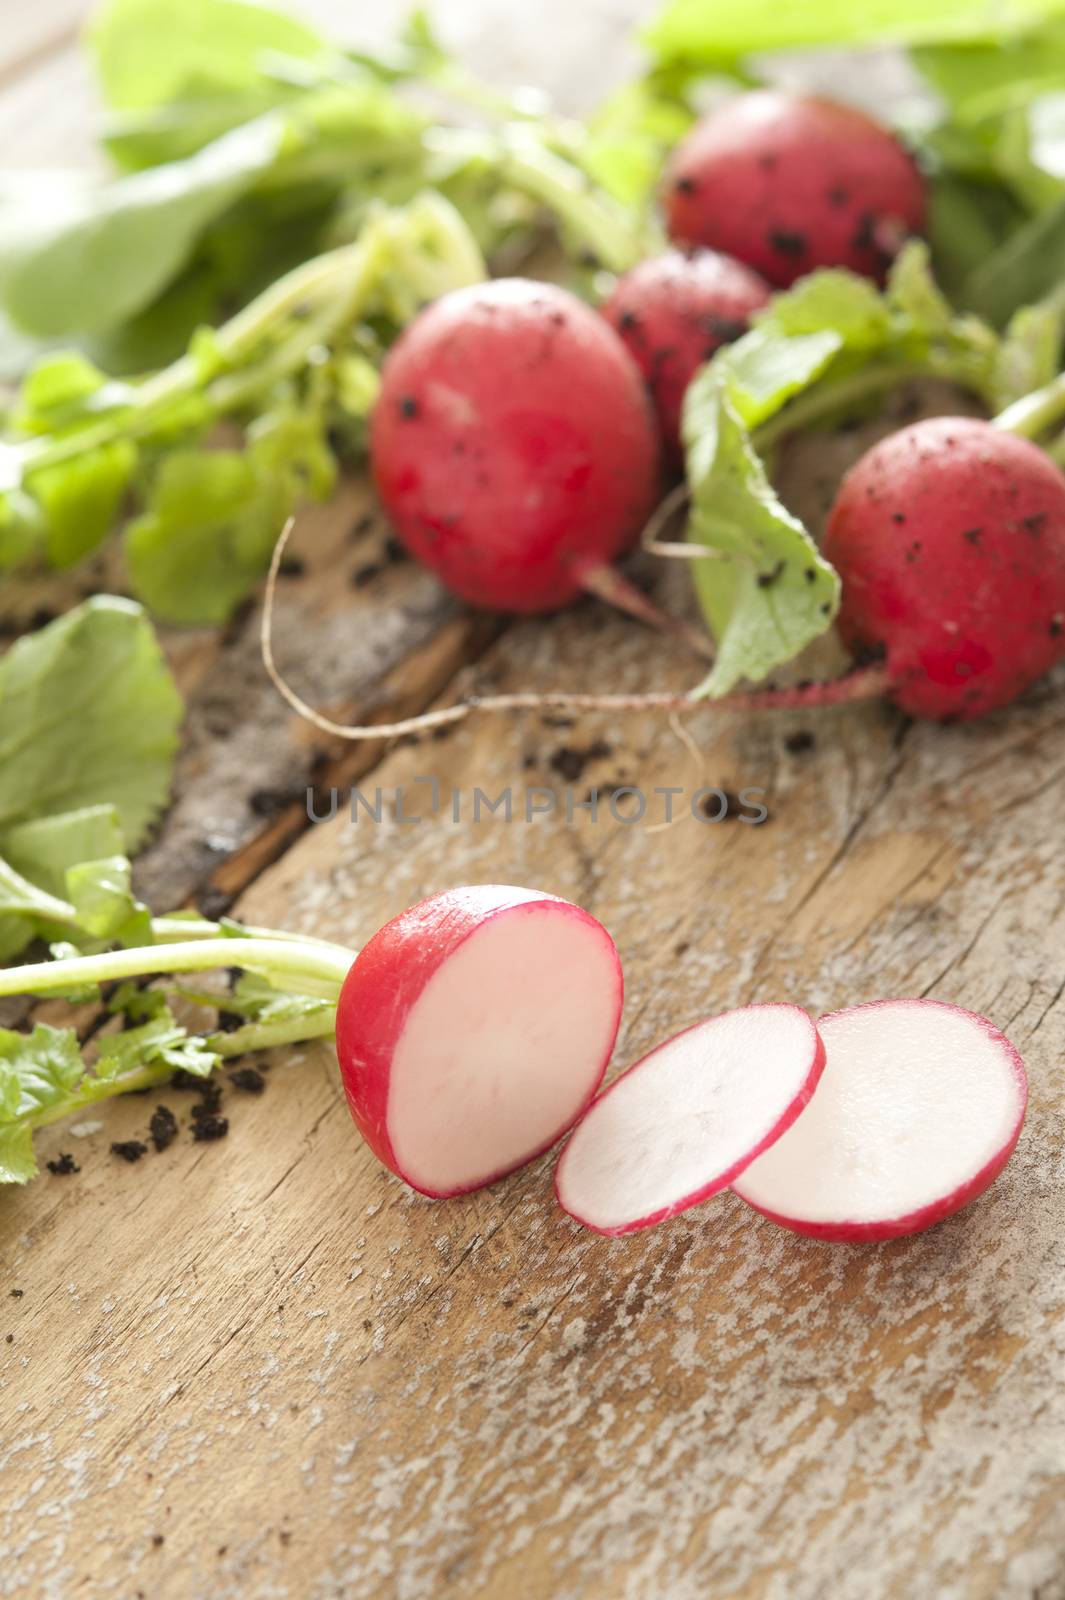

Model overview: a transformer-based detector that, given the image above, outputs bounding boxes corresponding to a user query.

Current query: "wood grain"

[1,5,1064,1600]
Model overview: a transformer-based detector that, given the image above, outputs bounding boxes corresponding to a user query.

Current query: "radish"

[335,885,623,1198]
[733,1000,1028,1241]
[554,1004,824,1236]
[601,248,770,463]
[664,91,926,288]
[370,277,674,627]
[824,416,1065,718]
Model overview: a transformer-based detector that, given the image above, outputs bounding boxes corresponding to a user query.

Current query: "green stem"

[1045,430,1065,467]
[30,1059,176,1131]
[149,915,348,954]
[208,1008,337,1057]
[0,936,353,1004]
[16,242,368,478]
[498,135,660,271]
[753,362,936,449]
[424,126,656,272]
[994,371,1065,440]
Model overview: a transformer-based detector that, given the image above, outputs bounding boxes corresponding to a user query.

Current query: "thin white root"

[639,482,731,563]
[645,713,709,835]
[260,517,700,743]
[261,517,889,742]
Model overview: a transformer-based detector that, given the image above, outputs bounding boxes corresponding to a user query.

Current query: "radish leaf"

[0,117,285,338]
[684,381,839,698]
[0,598,182,846]
[90,0,331,117]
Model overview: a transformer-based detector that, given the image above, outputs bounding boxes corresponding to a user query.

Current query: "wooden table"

[2,7,1064,1598]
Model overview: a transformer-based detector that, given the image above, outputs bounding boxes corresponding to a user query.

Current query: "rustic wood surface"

[2,6,1064,1600]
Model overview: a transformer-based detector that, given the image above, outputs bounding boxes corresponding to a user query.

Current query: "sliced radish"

[732,999,1028,1241]
[554,1004,824,1236]
[335,885,623,1198]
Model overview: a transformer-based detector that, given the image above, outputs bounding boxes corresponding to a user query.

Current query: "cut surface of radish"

[336,886,623,1198]
[554,1004,824,1236]
[732,999,1028,1241]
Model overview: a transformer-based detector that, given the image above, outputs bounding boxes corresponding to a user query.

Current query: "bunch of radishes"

[366,88,1065,727]
[338,886,1028,1241]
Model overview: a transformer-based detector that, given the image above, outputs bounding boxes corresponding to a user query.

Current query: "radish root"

[261,517,889,743]
[578,560,715,659]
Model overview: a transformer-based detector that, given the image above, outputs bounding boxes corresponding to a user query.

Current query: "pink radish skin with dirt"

[554,1004,824,1236]
[370,278,661,613]
[601,248,770,463]
[825,416,1065,719]
[335,885,623,1198]
[732,1000,1028,1241]
[664,91,926,287]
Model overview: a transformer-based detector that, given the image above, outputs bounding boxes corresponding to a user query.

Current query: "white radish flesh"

[554,1004,824,1236]
[732,999,1028,1240]
[336,886,623,1198]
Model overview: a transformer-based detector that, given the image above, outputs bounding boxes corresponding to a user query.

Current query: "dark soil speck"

[111,1141,148,1163]
[549,740,612,783]
[192,1115,229,1143]
[149,1105,178,1153]
[230,1067,265,1094]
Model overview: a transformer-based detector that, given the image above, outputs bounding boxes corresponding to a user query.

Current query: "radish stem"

[22,1006,338,1137]
[0,937,353,1004]
[753,363,942,449]
[994,371,1065,441]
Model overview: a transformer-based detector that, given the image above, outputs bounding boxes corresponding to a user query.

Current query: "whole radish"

[664,91,926,287]
[601,248,770,463]
[824,416,1065,719]
[370,278,661,613]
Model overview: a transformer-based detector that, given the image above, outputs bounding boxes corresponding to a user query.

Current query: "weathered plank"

[3,583,1064,1599]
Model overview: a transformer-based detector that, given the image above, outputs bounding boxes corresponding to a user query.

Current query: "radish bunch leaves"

[682,244,1064,694]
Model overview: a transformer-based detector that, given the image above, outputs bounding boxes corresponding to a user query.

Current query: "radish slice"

[335,886,623,1198]
[732,999,1028,1241]
[554,1004,824,1236]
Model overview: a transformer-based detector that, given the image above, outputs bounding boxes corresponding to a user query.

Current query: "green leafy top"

[0,191,485,624]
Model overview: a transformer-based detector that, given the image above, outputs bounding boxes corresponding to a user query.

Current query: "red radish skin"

[824,417,1065,719]
[664,92,926,287]
[370,278,661,612]
[335,885,623,1199]
[554,1004,824,1237]
[601,248,770,462]
[733,1000,1028,1242]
